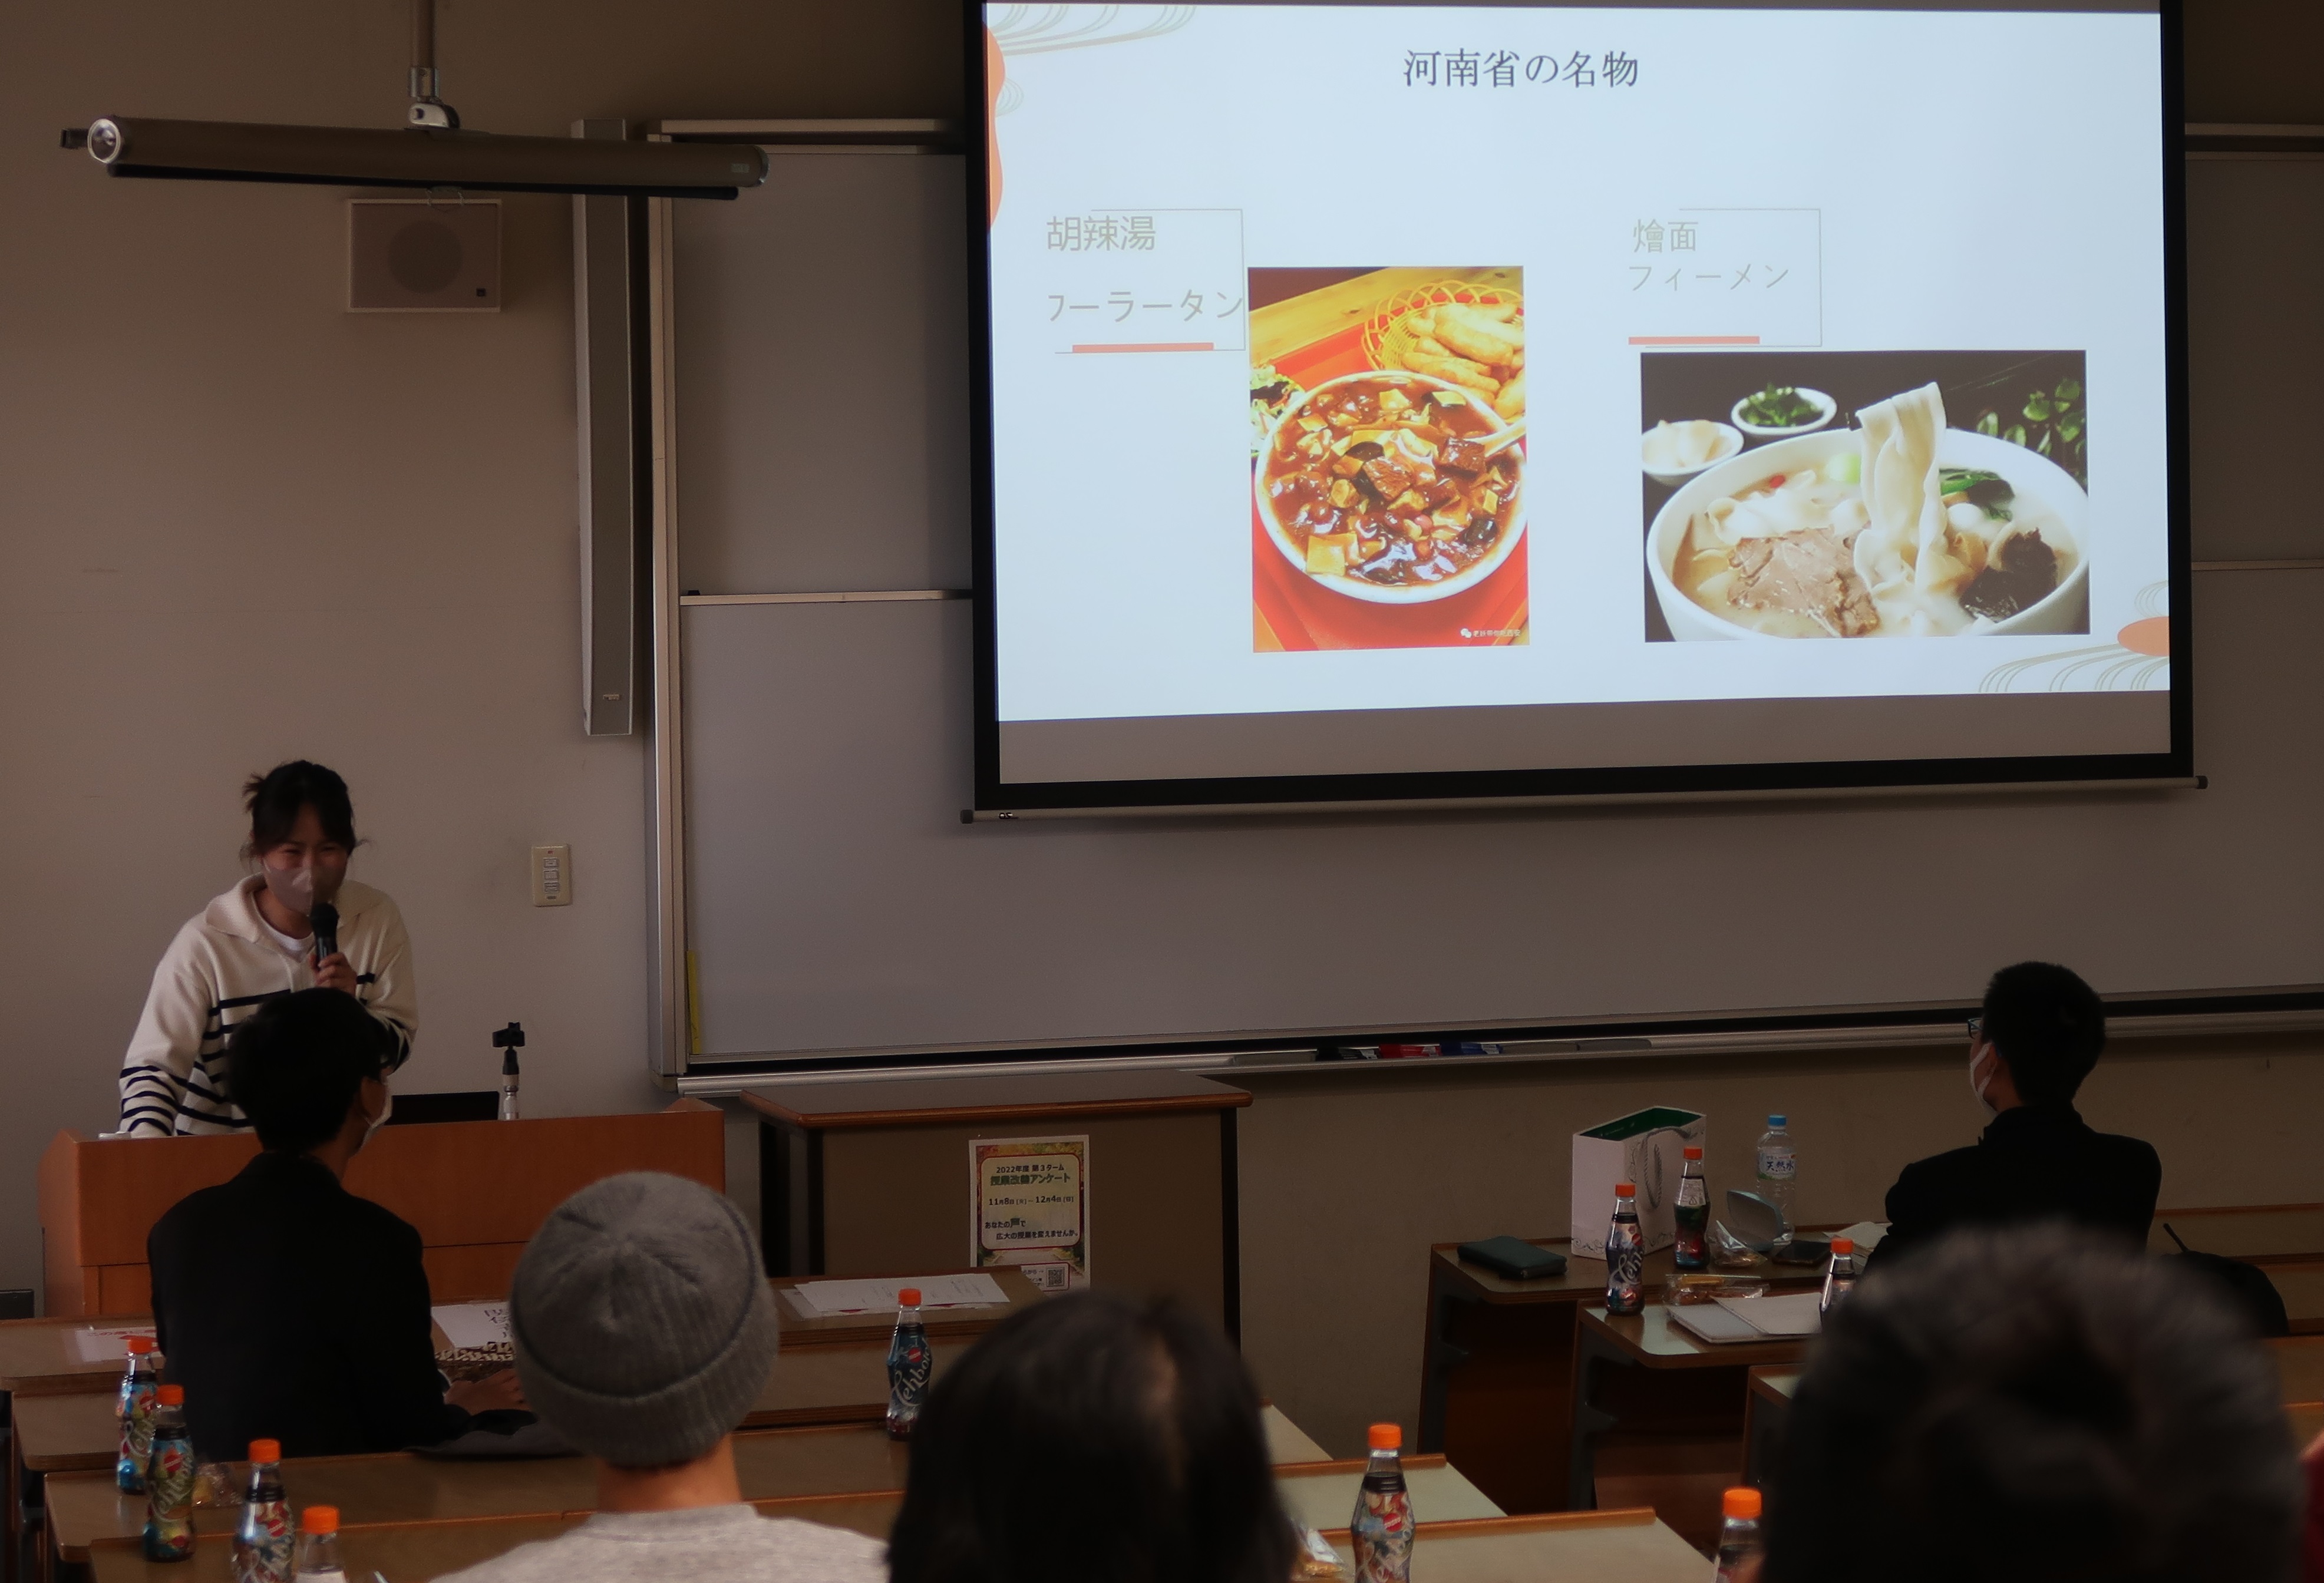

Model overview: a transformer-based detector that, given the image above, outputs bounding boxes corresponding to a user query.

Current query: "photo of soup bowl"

[1256,369,1526,604]
[1645,428,2090,640]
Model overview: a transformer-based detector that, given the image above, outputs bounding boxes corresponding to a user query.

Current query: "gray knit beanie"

[510,1172,778,1468]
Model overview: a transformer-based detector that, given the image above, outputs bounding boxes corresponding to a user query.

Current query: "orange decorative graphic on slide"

[2116,617,2168,656]
[986,28,1005,224]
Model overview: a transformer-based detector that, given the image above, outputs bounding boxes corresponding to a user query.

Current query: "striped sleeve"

[119,934,220,1137]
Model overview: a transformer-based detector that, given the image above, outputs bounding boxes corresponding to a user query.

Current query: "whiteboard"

[670,150,2324,1065]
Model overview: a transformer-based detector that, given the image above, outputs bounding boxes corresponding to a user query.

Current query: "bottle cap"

[1614,1182,1636,1197]
[249,1439,280,1464]
[301,1506,340,1536]
[126,1336,156,1356]
[897,1287,922,1307]
[156,1384,183,1405]
[1768,1114,1787,1126]
[1682,1146,1702,1160]
[1366,1423,1402,1450]
[1830,1238,1855,1254]
[1724,1487,1763,1520]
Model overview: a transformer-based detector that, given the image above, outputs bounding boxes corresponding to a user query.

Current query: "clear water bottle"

[117,1334,161,1492]
[1349,1423,1415,1583]
[885,1287,931,1440]
[1713,1486,1763,1581]
[293,1506,346,1581]
[233,1439,295,1583]
[1755,1115,1797,1244]
[1820,1237,1860,1317]
[142,1384,196,1562]
[1673,1146,1709,1271]
[1605,1182,1645,1315]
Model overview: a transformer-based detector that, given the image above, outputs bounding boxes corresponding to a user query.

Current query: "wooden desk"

[1315,1509,1708,1583]
[1273,1453,1502,1534]
[1570,1307,1808,1548]
[1417,1236,1817,1514]
[0,1317,150,1399]
[2264,1264,2324,1334]
[2150,1205,2324,1264]
[742,1070,1250,1334]
[14,1396,114,1475]
[2272,1336,2324,1404]
[1741,1366,1801,1488]
[39,1106,724,1316]
[767,1265,1044,1350]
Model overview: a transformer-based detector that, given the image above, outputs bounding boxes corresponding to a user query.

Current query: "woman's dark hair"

[887,1290,1293,1583]
[226,989,390,1153]
[1982,960,2107,1106]
[242,761,357,858]
[1765,1224,2300,1583]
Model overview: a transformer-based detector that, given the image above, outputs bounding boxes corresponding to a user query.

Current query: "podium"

[37,1103,724,1316]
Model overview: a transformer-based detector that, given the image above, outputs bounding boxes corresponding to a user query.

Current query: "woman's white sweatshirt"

[118,877,417,1136]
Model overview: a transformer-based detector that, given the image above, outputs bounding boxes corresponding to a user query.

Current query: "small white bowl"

[1731,386,1837,439]
[1642,422,1742,488]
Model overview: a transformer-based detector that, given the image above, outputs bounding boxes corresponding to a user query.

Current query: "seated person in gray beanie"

[437,1172,886,1583]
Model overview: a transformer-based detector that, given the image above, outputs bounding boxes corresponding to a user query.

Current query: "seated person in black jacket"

[1875,961,2161,1269]
[148,989,526,1460]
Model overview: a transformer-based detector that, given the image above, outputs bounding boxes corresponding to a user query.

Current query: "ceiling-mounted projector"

[65,0,767,200]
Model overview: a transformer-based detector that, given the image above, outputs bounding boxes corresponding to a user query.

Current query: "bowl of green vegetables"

[1730,383,1836,439]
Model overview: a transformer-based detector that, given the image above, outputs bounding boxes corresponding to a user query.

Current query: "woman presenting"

[119,761,417,1137]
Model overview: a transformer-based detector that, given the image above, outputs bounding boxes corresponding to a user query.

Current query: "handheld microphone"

[310,901,340,963]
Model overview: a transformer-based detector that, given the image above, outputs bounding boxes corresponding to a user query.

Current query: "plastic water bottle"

[292,1506,346,1581]
[1349,1423,1415,1583]
[885,1287,931,1440]
[233,1439,294,1583]
[1820,1237,1860,1317]
[117,1334,161,1492]
[1755,1115,1797,1243]
[142,1384,196,1562]
[1673,1146,1709,1271]
[1713,1486,1763,1581]
[1605,1182,1645,1315]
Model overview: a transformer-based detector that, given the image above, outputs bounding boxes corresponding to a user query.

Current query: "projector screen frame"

[964,0,2194,815]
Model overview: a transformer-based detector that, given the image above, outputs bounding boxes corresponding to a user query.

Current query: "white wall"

[0,0,960,1302]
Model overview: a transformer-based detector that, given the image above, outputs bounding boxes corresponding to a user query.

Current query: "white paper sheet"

[1834,1220,1890,1251]
[792,1274,1009,1316]
[1716,1291,1824,1337]
[432,1302,511,1349]
[70,1326,157,1363]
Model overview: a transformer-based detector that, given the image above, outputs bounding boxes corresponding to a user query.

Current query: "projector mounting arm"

[406,0,459,130]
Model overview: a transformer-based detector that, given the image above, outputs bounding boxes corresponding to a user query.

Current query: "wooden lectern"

[38,1103,724,1316]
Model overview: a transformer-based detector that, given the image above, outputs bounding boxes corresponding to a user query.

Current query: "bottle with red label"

[885,1287,931,1440]
[293,1506,347,1581]
[1605,1182,1645,1315]
[1673,1146,1710,1271]
[233,1438,294,1583]
[117,1334,161,1492]
[1349,1422,1415,1583]
[142,1383,196,1562]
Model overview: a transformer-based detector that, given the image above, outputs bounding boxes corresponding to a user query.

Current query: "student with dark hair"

[887,1290,1293,1583]
[1765,1225,2300,1583]
[147,990,519,1460]
[1874,961,2160,1268]
[120,761,417,1136]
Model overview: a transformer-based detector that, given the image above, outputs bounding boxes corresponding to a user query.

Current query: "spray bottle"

[493,1022,524,1120]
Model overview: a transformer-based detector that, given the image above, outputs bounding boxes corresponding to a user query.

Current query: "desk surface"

[1431,1241,1821,1305]
[0,1313,150,1394]
[2151,1205,2324,1264]
[1582,1306,1812,1370]
[770,1267,1044,1349]
[1748,1365,1802,1406]
[741,1069,1250,1130]
[1263,1404,1329,1465]
[1320,1509,1706,1583]
[1275,1455,1501,1534]
[14,1390,118,1472]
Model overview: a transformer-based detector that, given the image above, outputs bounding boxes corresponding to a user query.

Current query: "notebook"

[1667,1291,1824,1344]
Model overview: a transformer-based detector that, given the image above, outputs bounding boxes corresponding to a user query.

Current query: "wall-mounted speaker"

[348,198,500,312]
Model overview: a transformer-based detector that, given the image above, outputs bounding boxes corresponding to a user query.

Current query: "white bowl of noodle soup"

[1645,428,2089,640]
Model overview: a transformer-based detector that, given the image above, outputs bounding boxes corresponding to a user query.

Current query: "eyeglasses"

[1966,1016,1982,1040]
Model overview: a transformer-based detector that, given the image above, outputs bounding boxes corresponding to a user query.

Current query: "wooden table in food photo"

[1415,1236,1817,1516]
[1314,1508,1711,1583]
[1570,1307,1809,1551]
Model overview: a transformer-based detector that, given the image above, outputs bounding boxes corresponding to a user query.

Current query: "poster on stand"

[970,1134,1090,1291]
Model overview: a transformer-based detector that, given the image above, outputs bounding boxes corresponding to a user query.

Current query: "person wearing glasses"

[1873,961,2161,1270]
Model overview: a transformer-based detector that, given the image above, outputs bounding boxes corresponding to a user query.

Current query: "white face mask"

[1969,1047,1998,1119]
[362,1080,394,1144]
